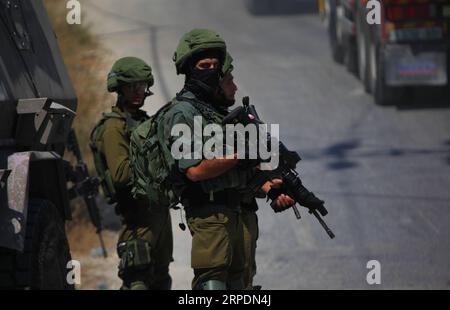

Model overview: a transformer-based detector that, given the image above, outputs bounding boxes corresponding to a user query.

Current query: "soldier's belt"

[182,188,240,208]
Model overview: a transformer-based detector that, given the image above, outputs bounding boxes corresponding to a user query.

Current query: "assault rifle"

[222,97,335,239]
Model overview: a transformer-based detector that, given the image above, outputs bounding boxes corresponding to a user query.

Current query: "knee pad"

[199,280,226,290]
[129,280,148,290]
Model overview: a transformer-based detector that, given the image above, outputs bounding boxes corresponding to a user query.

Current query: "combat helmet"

[173,28,226,75]
[222,52,234,76]
[107,57,154,92]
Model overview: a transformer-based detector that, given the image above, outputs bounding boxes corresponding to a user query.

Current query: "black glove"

[267,184,292,213]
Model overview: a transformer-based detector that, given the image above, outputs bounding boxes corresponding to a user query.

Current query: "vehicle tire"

[0,199,73,289]
[344,36,358,74]
[356,5,371,92]
[328,0,345,64]
[373,43,399,106]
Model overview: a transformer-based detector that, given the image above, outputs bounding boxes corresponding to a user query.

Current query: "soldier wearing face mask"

[156,29,294,290]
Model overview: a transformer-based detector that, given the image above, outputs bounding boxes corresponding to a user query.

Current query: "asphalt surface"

[83,0,450,289]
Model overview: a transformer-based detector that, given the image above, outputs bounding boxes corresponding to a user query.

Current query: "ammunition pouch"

[117,239,152,277]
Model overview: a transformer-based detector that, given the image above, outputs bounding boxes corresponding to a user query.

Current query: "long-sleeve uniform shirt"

[95,106,148,221]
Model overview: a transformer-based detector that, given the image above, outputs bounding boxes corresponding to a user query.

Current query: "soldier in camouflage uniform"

[155,29,294,290]
[91,57,173,290]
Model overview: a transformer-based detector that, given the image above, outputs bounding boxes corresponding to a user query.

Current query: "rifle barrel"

[97,232,108,258]
[293,205,301,219]
[311,209,335,239]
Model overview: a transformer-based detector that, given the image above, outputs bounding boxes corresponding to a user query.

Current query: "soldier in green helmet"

[167,29,245,290]
[90,57,173,290]
[153,29,294,290]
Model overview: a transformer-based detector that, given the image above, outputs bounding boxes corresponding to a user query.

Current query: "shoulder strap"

[175,92,223,123]
[89,111,126,150]
[154,101,177,120]
[97,110,146,137]
[146,101,178,137]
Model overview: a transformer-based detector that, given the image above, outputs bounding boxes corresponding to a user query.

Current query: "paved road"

[83,0,450,289]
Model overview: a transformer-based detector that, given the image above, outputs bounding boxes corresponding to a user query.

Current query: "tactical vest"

[130,92,252,210]
[172,92,250,195]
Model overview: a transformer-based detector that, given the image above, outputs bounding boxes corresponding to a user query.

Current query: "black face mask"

[186,68,220,100]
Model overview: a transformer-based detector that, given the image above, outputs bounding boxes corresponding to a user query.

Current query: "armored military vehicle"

[0,0,103,289]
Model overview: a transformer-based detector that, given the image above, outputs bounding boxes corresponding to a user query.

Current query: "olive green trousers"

[187,208,245,290]
[117,206,173,290]
[241,209,258,289]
